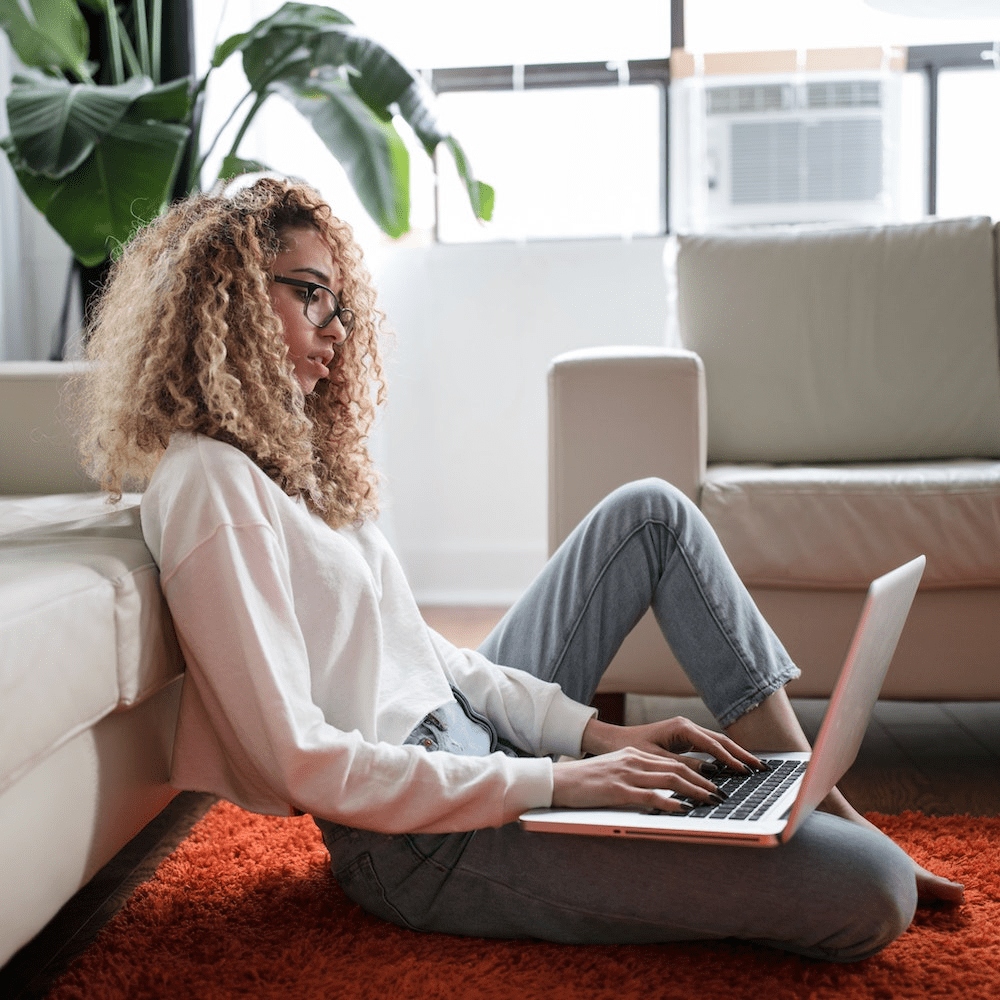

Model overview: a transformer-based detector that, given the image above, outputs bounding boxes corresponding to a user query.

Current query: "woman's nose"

[325,316,348,345]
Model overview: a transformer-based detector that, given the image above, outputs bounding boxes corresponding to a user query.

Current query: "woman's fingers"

[551,747,730,811]
[654,718,768,774]
[575,716,773,807]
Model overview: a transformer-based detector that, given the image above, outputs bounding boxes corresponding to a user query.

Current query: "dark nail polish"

[701,761,720,776]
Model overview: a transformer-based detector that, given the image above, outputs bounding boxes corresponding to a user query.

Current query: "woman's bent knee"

[812,827,917,963]
[843,841,917,961]
[594,477,696,532]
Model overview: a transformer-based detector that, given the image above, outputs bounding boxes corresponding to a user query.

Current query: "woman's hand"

[582,716,766,773]
[550,716,767,813]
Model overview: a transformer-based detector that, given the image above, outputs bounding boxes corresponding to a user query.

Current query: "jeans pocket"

[335,852,419,931]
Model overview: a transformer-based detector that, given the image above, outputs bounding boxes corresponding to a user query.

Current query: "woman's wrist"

[579,716,621,757]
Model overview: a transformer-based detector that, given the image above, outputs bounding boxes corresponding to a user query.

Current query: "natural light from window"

[194,2,1000,242]
[683,0,1000,52]
[678,1,1000,230]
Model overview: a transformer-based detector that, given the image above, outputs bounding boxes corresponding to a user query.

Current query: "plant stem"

[151,0,162,84]
[224,91,271,164]
[191,86,257,189]
[105,0,125,83]
[134,0,151,77]
[118,23,143,78]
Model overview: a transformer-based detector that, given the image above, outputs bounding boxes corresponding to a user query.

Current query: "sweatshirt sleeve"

[427,630,597,759]
[161,521,557,832]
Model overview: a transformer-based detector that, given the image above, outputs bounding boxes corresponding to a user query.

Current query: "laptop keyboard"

[683,759,807,821]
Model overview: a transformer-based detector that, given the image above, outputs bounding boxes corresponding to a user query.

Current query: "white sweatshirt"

[140,434,596,833]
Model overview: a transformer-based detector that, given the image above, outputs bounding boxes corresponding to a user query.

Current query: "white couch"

[549,217,1000,702]
[0,362,185,967]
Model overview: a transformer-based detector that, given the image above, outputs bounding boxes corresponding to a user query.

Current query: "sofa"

[0,361,185,967]
[549,216,1000,703]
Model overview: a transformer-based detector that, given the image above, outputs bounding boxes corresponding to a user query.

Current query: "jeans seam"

[657,520,794,722]
[550,516,786,725]
[341,853,421,931]
[547,517,658,683]
[401,832,476,871]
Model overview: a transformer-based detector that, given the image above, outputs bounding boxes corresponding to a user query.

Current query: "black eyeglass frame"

[273,275,355,334]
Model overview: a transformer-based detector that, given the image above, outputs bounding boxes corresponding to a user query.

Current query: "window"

[909,44,1000,219]
[192,1,673,244]
[345,0,674,243]
[431,62,669,242]
[195,2,1000,242]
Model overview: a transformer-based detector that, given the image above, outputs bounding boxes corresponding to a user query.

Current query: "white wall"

[370,235,670,605]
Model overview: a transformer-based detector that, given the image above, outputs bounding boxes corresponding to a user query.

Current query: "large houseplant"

[0,0,493,271]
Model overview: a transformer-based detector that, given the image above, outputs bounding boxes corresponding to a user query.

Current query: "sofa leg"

[590,692,626,727]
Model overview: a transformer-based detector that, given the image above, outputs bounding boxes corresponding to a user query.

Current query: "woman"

[77,177,961,960]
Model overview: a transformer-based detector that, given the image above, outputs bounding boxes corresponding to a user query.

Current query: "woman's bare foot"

[820,788,965,906]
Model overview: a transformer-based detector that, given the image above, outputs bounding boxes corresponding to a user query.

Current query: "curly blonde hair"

[76,177,387,527]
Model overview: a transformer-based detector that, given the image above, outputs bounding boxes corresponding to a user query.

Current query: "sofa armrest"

[0,361,94,495]
[548,346,707,552]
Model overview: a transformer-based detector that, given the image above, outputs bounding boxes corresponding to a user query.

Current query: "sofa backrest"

[675,217,1000,464]
[0,361,96,494]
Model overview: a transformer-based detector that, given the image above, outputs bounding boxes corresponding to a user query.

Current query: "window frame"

[419,0,996,240]
[906,42,1000,216]
[427,58,673,240]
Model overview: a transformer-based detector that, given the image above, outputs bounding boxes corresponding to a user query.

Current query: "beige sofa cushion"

[0,496,183,793]
[0,559,122,793]
[702,459,1000,590]
[677,217,1000,463]
[0,362,94,494]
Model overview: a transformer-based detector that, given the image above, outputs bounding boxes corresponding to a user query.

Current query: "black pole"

[161,0,200,203]
[925,64,938,217]
[665,0,684,234]
[671,0,685,50]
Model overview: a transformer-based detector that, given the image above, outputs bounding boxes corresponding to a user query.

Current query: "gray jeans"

[316,479,917,960]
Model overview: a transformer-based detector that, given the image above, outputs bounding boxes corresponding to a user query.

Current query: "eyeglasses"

[273,275,355,335]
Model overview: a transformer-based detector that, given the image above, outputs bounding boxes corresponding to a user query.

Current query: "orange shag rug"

[48,803,998,1000]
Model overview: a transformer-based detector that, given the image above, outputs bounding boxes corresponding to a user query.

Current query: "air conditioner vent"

[806,119,882,200]
[731,117,883,205]
[807,80,882,110]
[707,84,793,115]
[731,122,800,203]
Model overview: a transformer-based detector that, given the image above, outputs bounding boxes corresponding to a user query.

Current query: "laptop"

[520,555,925,848]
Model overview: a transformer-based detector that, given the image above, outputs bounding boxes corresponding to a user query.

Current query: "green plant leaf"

[0,133,56,211]
[442,137,496,223]
[129,77,192,122]
[218,153,270,183]
[0,0,91,79]
[212,1,352,69]
[6,72,153,178]
[4,113,189,265]
[271,74,409,238]
[393,80,495,223]
[212,2,491,232]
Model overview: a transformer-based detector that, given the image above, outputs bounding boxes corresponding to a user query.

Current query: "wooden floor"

[3,604,998,998]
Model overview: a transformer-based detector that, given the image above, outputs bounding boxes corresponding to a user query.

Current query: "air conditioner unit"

[671,72,902,231]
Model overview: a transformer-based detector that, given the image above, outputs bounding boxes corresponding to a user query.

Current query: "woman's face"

[270,226,348,395]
